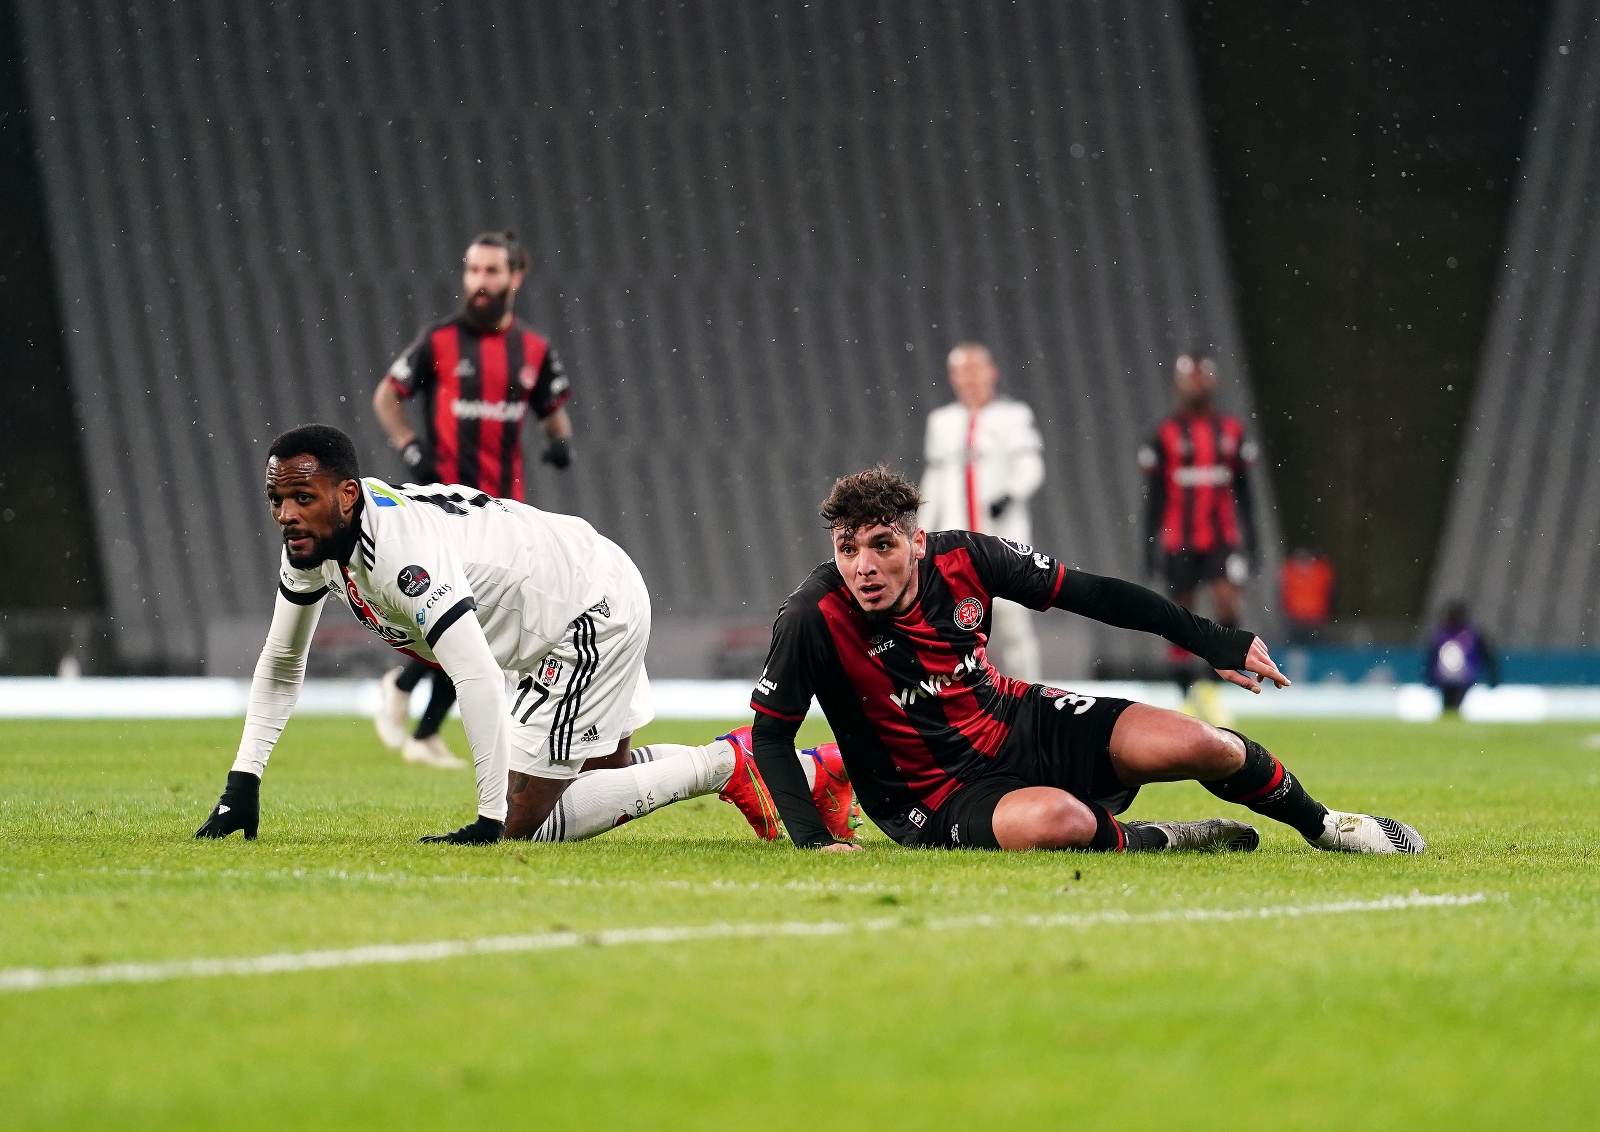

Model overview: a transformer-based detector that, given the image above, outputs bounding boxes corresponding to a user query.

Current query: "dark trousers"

[394,657,458,739]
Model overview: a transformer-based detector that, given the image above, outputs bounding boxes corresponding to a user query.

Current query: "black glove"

[988,495,1012,521]
[399,437,438,484]
[194,771,260,840]
[541,435,572,469]
[420,815,505,845]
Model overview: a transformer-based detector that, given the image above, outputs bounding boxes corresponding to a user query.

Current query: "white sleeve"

[429,608,512,822]
[231,590,324,778]
[918,414,943,532]
[1007,407,1046,503]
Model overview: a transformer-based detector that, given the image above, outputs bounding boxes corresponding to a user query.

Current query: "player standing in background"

[369,230,575,768]
[919,343,1046,681]
[1138,351,1259,688]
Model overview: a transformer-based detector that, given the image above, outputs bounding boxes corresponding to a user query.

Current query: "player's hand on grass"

[1216,636,1291,694]
[194,771,260,840]
[816,841,864,853]
[420,815,505,845]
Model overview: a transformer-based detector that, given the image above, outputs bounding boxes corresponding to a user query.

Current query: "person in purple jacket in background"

[1426,601,1500,711]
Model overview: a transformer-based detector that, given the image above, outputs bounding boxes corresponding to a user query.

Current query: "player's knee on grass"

[504,771,570,840]
[991,787,1097,850]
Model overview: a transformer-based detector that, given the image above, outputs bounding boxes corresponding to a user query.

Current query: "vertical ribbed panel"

[1429,0,1600,645]
[16,0,1272,668]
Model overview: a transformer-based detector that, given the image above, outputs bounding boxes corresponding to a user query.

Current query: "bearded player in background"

[370,230,575,768]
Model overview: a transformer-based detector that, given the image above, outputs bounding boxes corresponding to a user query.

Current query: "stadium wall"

[16,0,1278,675]
[1428,0,1600,647]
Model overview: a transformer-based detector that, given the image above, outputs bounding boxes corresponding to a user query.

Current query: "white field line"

[0,892,1487,994]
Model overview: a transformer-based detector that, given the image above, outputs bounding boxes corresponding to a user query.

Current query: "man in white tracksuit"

[919,342,1046,681]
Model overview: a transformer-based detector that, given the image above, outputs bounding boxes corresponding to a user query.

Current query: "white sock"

[529,741,734,842]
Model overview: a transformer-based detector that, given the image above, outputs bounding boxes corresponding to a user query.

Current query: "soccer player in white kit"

[194,425,790,845]
[919,342,1046,681]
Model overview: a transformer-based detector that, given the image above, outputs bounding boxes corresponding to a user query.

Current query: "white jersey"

[277,478,633,674]
[918,398,1045,544]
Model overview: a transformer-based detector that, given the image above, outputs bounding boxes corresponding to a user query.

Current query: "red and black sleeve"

[529,344,573,420]
[960,531,1067,611]
[385,324,436,399]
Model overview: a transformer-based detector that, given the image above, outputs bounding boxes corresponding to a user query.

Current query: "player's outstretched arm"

[1051,569,1288,691]
[196,589,324,840]
[421,606,511,844]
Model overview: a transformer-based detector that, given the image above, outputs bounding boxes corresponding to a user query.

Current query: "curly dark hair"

[820,465,922,536]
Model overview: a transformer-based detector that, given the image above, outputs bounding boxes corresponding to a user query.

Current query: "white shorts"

[507,563,654,780]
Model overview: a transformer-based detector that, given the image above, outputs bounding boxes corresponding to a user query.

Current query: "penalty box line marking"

[0,891,1488,994]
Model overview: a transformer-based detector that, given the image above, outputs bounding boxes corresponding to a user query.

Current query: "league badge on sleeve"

[398,565,431,597]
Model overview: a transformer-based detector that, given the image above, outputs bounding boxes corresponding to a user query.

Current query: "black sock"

[414,674,458,740]
[1206,730,1328,840]
[1085,805,1168,852]
[394,657,430,695]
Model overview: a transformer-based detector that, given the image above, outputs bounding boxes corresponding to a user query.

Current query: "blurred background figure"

[1279,546,1337,643]
[1139,351,1259,688]
[919,343,1045,681]
[1426,601,1500,711]
[369,230,575,768]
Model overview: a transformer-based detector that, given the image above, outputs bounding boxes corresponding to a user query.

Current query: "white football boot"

[374,667,412,751]
[1129,818,1260,851]
[1312,810,1425,854]
[401,734,466,769]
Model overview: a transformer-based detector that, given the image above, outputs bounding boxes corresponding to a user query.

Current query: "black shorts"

[912,687,1136,850]
[1161,549,1235,596]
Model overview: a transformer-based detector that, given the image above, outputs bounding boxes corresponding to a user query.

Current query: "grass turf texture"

[1,717,1597,1129]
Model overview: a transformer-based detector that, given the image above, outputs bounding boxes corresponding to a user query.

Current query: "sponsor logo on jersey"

[450,398,527,422]
[907,807,927,829]
[587,598,611,618]
[999,538,1033,556]
[1171,464,1233,487]
[367,481,405,508]
[398,565,431,597]
[519,363,537,390]
[455,357,476,378]
[343,577,411,645]
[1040,686,1068,698]
[416,609,426,626]
[755,669,778,697]
[867,634,895,657]
[1033,552,1052,571]
[888,650,985,708]
[950,823,960,845]
[425,583,454,608]
[537,657,563,687]
[953,596,984,630]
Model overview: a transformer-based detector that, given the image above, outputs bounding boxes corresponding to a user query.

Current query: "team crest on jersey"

[518,363,537,390]
[537,657,563,687]
[953,596,984,630]
[999,538,1033,556]
[398,565,431,597]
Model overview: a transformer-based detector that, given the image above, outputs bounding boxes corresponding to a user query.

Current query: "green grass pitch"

[2,715,1597,1129]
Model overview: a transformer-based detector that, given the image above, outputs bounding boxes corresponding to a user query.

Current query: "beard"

[859,576,916,626]
[461,285,512,330]
[284,510,352,570]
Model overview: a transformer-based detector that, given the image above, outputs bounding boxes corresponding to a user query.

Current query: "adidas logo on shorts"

[578,725,601,743]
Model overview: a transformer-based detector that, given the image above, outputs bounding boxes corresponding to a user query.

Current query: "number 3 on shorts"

[1052,692,1096,715]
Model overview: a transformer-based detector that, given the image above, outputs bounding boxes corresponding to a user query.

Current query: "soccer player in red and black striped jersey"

[1138,352,1258,637]
[748,467,1424,855]
[369,230,574,766]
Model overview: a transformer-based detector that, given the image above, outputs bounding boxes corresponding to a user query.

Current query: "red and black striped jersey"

[1138,412,1257,554]
[384,315,572,501]
[750,530,1066,829]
